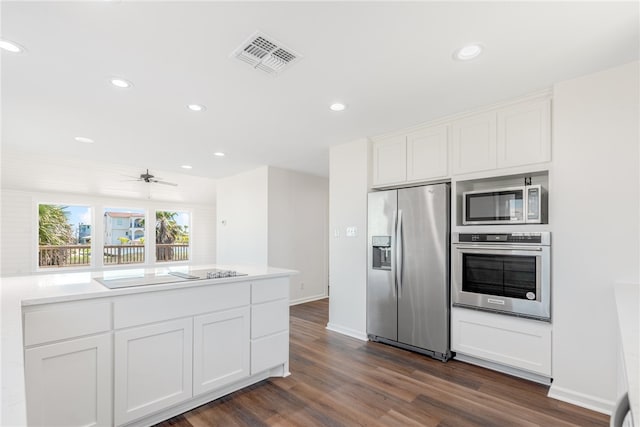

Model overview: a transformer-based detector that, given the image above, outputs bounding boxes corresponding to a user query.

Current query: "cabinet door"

[25,334,112,427]
[497,98,551,168]
[193,307,250,395]
[372,136,407,186]
[452,112,497,175]
[114,318,193,425]
[451,308,551,376]
[406,125,449,181]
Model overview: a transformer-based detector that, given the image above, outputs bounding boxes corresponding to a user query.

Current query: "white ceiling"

[2,1,639,183]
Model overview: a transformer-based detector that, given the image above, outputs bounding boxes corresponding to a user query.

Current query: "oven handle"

[454,244,543,251]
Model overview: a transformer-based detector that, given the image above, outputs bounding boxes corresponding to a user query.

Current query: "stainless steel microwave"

[462,185,546,225]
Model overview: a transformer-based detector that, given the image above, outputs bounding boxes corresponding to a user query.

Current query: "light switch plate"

[334,228,340,238]
[346,226,357,237]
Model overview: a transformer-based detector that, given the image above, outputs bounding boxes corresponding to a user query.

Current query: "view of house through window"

[103,208,145,265]
[156,211,190,262]
[38,204,92,268]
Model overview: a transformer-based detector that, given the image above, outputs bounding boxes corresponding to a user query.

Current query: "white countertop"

[1,264,296,426]
[614,284,639,425]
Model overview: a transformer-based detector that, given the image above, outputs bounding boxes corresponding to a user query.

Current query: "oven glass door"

[462,252,537,300]
[452,244,550,320]
[465,190,524,223]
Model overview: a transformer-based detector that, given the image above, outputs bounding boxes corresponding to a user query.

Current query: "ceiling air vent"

[232,31,302,76]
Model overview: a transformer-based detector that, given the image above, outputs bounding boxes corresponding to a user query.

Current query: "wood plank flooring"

[157,298,608,427]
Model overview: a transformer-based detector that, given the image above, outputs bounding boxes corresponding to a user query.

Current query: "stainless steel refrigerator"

[367,183,451,361]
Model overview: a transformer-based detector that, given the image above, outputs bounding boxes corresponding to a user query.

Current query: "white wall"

[215,167,269,266]
[268,167,329,304]
[549,61,640,412]
[0,189,216,276]
[327,139,370,340]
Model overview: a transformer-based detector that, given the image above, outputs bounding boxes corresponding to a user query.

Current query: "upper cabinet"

[372,135,407,186]
[496,98,551,169]
[453,97,551,175]
[371,92,552,188]
[407,125,449,182]
[372,124,449,187]
[452,112,497,175]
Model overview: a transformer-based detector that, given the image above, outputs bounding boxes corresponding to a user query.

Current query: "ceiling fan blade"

[152,179,178,187]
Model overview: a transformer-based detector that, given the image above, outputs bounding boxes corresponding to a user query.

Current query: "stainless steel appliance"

[367,183,451,361]
[452,232,551,321]
[462,185,546,225]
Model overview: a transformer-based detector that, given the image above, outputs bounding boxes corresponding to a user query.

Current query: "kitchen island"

[1,265,296,427]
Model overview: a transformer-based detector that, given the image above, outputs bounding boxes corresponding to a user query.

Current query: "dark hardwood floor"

[157,299,608,426]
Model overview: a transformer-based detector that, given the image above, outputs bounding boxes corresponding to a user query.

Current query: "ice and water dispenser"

[372,236,392,270]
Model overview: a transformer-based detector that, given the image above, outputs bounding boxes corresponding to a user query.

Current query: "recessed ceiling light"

[110,77,133,88]
[181,165,193,169]
[187,104,206,112]
[74,136,94,144]
[213,152,225,157]
[329,103,346,112]
[0,39,25,54]
[453,44,484,61]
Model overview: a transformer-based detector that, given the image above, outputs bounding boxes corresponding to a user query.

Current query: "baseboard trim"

[325,322,368,341]
[454,353,552,385]
[548,384,614,415]
[289,294,328,306]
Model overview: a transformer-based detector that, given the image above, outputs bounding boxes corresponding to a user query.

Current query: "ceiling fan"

[132,169,178,186]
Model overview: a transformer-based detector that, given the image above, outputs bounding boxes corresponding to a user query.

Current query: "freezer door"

[397,184,450,353]
[367,190,398,341]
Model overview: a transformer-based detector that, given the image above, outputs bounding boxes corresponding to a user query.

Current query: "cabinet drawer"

[251,330,288,374]
[114,282,250,329]
[251,299,289,339]
[251,278,289,304]
[451,308,551,376]
[24,301,111,346]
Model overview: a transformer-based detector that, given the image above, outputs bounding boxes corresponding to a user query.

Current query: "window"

[156,211,190,262]
[38,204,92,268]
[104,208,145,265]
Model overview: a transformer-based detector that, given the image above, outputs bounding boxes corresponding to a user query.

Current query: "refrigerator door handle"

[391,210,397,299]
[396,209,403,297]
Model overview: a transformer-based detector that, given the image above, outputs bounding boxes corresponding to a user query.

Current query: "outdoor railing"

[38,243,189,267]
[156,244,189,262]
[39,245,91,267]
[103,245,145,265]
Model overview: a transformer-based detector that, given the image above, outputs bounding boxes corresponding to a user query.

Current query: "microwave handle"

[455,244,543,251]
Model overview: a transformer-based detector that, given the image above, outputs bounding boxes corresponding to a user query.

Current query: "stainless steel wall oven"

[452,232,550,321]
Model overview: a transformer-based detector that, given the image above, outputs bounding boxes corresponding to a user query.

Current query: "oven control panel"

[454,232,550,245]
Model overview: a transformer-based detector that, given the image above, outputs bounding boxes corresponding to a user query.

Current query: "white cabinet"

[251,278,290,374]
[452,112,497,175]
[372,135,406,186]
[452,97,551,176]
[114,318,193,425]
[497,98,551,168]
[24,333,112,427]
[22,275,292,427]
[372,125,450,187]
[193,307,250,395]
[451,307,552,377]
[406,125,449,182]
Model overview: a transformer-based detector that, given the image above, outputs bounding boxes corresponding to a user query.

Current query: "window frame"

[34,201,194,272]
